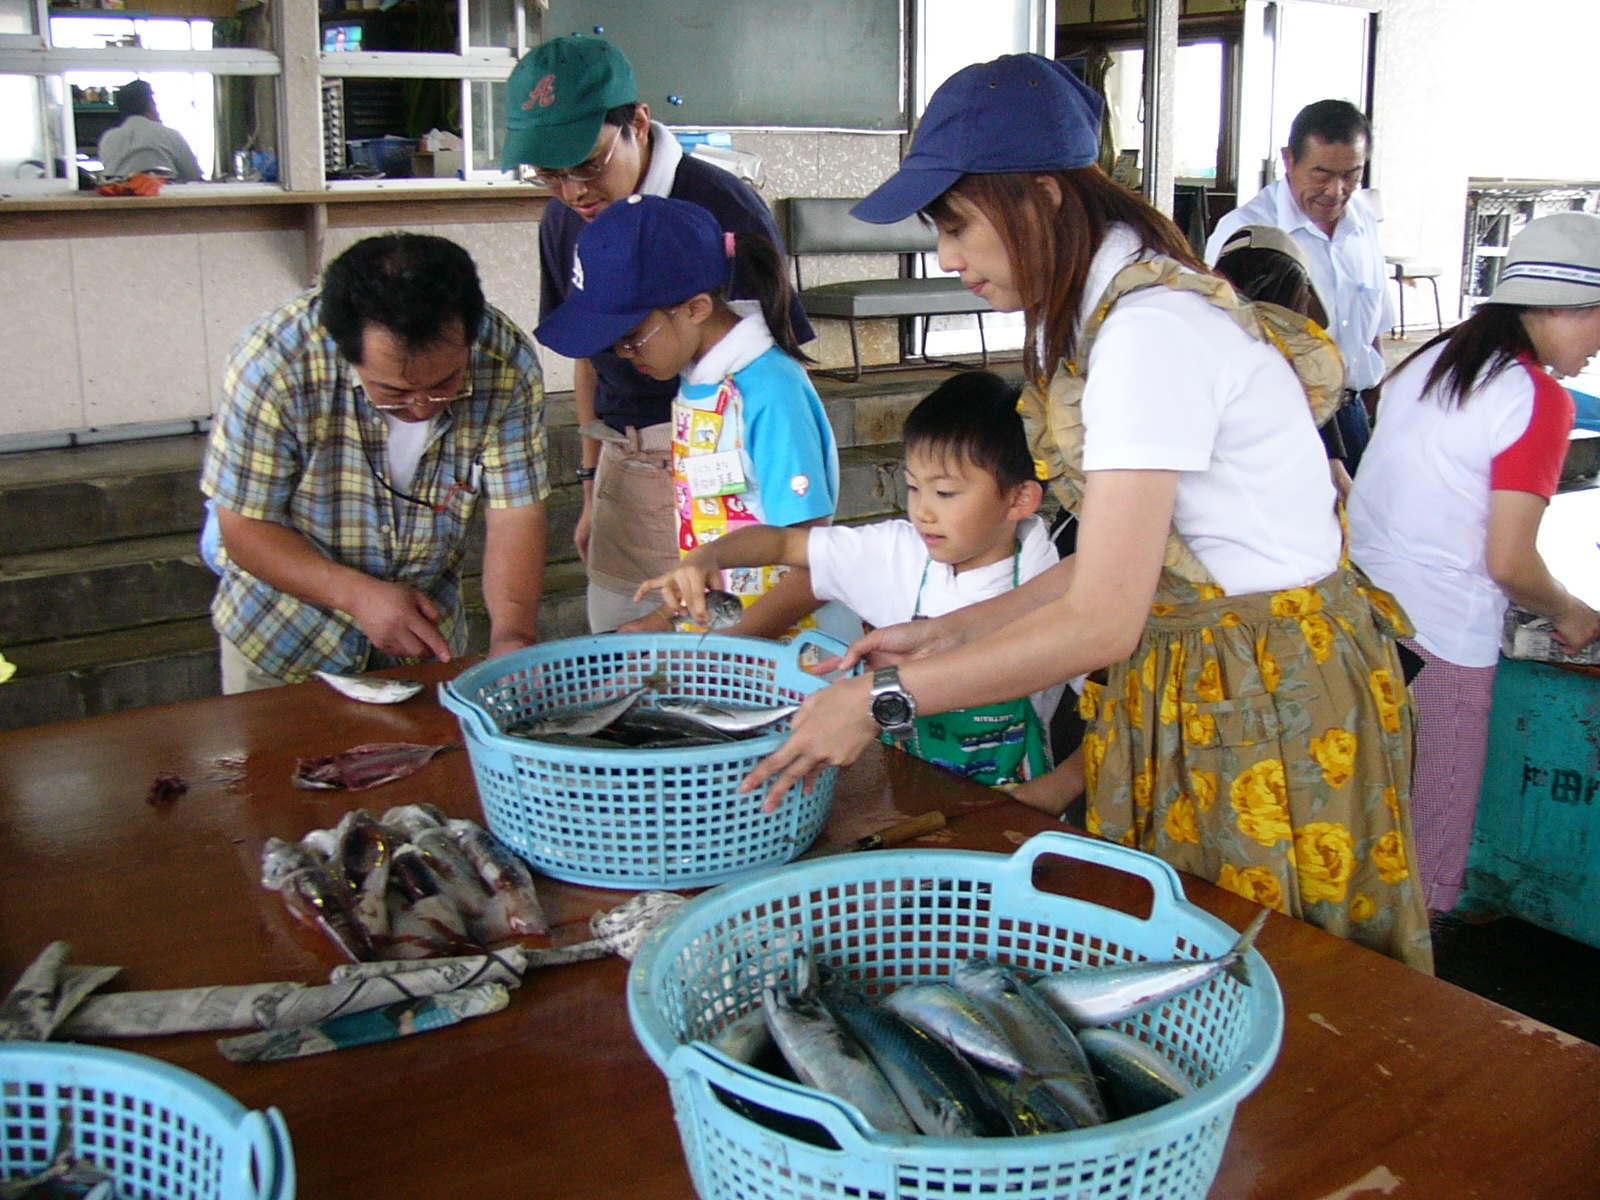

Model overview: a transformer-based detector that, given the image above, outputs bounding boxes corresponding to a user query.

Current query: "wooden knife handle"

[856,810,946,851]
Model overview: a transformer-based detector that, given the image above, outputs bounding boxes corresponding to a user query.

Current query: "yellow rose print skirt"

[1083,566,1433,973]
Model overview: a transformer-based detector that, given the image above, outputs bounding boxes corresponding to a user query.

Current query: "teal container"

[1464,656,1600,945]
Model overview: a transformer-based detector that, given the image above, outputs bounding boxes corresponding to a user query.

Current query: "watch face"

[872,692,913,728]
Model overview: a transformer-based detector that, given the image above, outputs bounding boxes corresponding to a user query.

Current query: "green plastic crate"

[1464,656,1600,945]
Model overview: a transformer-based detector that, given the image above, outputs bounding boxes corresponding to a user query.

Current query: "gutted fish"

[332,810,393,941]
[1033,908,1269,1029]
[446,820,548,938]
[950,958,1106,1128]
[881,982,1028,1079]
[260,837,321,890]
[1077,1027,1195,1119]
[314,671,424,705]
[761,987,917,1135]
[654,698,800,735]
[269,854,374,963]
[387,846,476,956]
[823,989,1010,1138]
[292,742,451,792]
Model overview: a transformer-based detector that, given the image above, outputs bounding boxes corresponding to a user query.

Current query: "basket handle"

[666,1042,894,1157]
[996,830,1187,917]
[437,680,501,743]
[786,630,856,676]
[237,1106,295,1200]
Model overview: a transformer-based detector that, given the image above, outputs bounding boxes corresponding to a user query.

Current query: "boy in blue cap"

[504,36,813,633]
[537,194,849,641]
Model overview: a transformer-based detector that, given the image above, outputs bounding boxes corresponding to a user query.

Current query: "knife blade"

[800,810,947,859]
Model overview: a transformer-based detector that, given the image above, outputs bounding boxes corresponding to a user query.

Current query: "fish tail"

[1222,908,1271,985]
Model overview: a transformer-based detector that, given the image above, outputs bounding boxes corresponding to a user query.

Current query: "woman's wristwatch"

[869,666,918,736]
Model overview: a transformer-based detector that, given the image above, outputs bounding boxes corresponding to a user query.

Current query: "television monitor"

[323,22,362,53]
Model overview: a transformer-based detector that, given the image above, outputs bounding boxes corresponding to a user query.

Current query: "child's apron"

[886,543,1052,787]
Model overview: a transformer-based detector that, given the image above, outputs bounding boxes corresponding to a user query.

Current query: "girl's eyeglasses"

[366,375,475,413]
[523,127,622,189]
[616,306,680,355]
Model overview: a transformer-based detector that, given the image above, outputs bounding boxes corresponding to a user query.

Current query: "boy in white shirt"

[638,371,1084,814]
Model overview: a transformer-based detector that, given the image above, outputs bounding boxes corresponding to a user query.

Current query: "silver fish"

[314,670,424,704]
[760,987,917,1135]
[260,837,320,890]
[709,1007,777,1066]
[520,686,648,738]
[986,1074,1082,1135]
[670,588,744,632]
[824,989,1010,1138]
[950,958,1107,1128]
[1077,1027,1195,1119]
[881,982,1028,1078]
[380,803,449,841]
[653,697,800,735]
[1032,908,1270,1029]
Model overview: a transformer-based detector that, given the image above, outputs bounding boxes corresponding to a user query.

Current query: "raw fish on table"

[314,670,424,704]
[291,742,452,792]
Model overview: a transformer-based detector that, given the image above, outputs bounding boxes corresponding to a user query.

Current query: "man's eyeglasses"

[365,375,474,413]
[523,127,622,189]
[616,307,680,355]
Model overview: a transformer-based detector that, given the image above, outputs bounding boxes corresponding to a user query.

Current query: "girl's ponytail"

[725,231,814,364]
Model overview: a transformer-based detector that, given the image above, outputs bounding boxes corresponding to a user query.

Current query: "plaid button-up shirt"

[201,292,547,682]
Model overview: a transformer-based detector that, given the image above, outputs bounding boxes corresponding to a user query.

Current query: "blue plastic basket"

[628,832,1282,1200]
[440,632,846,889]
[0,1043,293,1200]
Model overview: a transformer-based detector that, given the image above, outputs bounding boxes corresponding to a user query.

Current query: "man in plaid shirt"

[201,234,548,692]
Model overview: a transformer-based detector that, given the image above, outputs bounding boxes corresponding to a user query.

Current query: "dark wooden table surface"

[3,660,1598,1199]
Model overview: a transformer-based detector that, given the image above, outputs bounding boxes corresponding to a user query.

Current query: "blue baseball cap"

[852,54,1104,225]
[536,194,728,359]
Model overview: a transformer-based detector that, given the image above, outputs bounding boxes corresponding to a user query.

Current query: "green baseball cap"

[501,37,639,171]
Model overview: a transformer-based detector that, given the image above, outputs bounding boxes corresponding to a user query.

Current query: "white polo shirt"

[1081,226,1342,597]
[1205,179,1395,391]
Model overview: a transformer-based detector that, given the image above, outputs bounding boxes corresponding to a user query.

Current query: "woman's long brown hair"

[925,166,1204,384]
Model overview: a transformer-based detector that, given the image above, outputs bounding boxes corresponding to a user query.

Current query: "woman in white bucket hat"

[1348,211,1600,917]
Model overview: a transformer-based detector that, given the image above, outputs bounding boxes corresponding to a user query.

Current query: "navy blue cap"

[852,54,1104,225]
[536,194,728,359]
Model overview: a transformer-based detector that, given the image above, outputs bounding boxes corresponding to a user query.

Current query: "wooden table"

[4,662,1599,1199]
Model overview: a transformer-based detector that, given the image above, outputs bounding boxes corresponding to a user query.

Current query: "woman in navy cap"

[744,54,1431,970]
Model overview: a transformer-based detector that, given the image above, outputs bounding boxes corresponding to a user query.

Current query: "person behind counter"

[1348,212,1600,915]
[1212,223,1353,493]
[740,53,1432,971]
[1205,100,1392,472]
[201,233,549,693]
[502,35,814,633]
[97,80,203,182]
[638,370,1087,814]
[537,194,842,639]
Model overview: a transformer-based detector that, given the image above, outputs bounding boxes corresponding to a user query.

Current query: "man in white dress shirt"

[1206,99,1394,471]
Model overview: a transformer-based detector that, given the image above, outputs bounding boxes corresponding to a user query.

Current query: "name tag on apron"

[684,449,747,498]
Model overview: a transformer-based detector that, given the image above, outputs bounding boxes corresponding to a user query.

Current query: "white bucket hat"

[1216,224,1313,274]
[1486,211,1600,308]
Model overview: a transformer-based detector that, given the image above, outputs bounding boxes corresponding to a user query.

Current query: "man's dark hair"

[1287,99,1371,162]
[115,80,156,118]
[320,234,486,364]
[902,371,1037,492]
[603,102,641,131]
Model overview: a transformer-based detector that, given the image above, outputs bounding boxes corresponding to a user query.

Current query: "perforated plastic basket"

[440,632,845,889]
[628,832,1282,1200]
[0,1043,293,1200]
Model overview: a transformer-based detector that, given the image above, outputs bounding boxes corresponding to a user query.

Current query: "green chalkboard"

[544,1,906,131]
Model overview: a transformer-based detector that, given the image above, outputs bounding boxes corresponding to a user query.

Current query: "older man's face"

[1283,134,1368,235]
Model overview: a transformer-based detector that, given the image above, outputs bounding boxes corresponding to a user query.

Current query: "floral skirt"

[1083,567,1434,972]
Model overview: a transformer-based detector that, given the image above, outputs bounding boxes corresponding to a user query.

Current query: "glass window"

[469,0,517,51]
[0,74,50,181]
[1105,41,1225,184]
[470,80,507,173]
[0,0,37,38]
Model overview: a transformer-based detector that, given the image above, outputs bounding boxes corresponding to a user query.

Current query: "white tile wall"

[0,239,83,438]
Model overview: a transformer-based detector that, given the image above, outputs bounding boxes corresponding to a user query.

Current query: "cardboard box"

[411,150,464,179]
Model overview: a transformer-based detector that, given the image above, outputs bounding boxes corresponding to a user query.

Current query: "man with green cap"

[504,35,812,632]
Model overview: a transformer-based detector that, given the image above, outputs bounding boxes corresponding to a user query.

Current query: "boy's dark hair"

[115,80,156,118]
[1287,99,1370,162]
[603,102,641,130]
[902,371,1036,491]
[321,234,486,364]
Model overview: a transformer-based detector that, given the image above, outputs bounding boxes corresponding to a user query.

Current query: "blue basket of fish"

[439,631,845,890]
[628,831,1282,1200]
[0,1043,294,1199]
